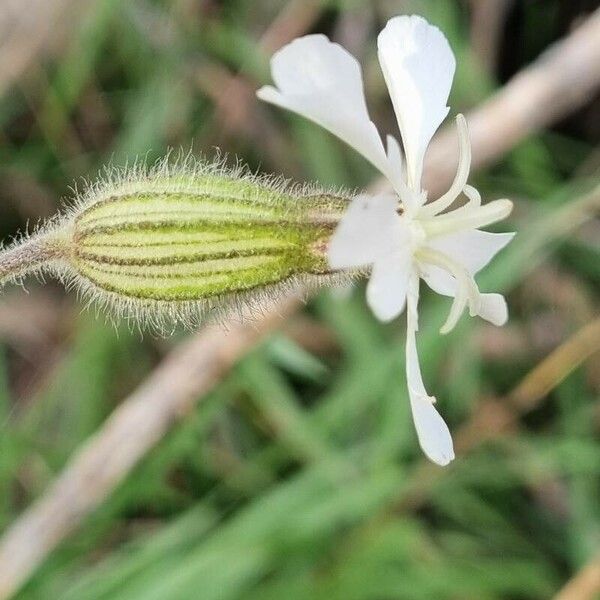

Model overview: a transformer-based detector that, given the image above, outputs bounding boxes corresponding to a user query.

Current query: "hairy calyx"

[0,158,351,330]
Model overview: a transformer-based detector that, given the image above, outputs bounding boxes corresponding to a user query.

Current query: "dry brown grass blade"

[1,8,600,600]
[259,0,323,55]
[510,316,600,412]
[469,0,514,72]
[458,311,600,452]
[0,0,93,96]
[554,555,600,600]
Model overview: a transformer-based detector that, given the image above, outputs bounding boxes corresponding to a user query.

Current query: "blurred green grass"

[0,1,599,599]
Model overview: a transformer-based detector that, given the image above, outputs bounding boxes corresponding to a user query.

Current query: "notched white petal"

[329,194,415,323]
[377,15,456,190]
[257,35,391,179]
[328,195,400,270]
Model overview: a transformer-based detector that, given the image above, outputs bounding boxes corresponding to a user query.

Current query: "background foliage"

[0,1,599,598]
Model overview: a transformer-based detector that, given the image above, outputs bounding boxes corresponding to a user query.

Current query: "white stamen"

[461,184,481,209]
[420,114,471,217]
[416,247,481,334]
[430,184,481,222]
[419,199,513,239]
[441,283,468,334]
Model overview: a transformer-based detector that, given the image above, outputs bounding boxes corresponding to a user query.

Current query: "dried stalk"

[0,0,93,96]
[469,0,514,72]
[0,298,302,599]
[258,0,323,55]
[554,556,600,600]
[1,9,600,600]
[459,309,600,454]
[510,314,600,411]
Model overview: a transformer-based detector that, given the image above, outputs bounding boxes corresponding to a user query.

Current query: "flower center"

[406,217,426,249]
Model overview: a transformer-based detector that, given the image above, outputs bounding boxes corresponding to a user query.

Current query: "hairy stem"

[0,230,68,286]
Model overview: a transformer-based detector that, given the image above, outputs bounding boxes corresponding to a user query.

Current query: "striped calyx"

[69,173,349,304]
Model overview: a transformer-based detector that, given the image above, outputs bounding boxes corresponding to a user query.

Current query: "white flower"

[257,15,514,466]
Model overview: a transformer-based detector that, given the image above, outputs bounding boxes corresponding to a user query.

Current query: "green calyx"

[0,158,354,329]
[72,190,344,302]
[0,159,351,330]
[54,161,351,327]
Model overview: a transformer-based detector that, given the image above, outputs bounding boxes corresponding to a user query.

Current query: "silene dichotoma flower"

[258,15,515,466]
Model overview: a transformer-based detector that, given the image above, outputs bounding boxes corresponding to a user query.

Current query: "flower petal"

[419,263,456,297]
[410,394,455,466]
[478,293,508,326]
[328,195,413,322]
[385,135,424,215]
[384,134,413,203]
[386,134,404,189]
[405,276,454,465]
[366,252,411,322]
[419,265,509,327]
[257,35,391,179]
[427,230,515,275]
[377,15,456,191]
[328,195,402,270]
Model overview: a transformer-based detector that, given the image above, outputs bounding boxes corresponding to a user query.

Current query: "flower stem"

[0,231,68,287]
